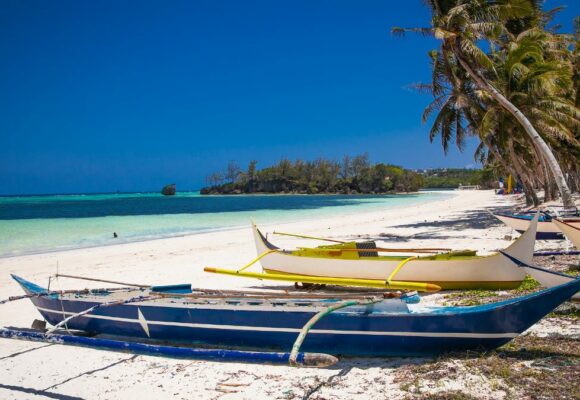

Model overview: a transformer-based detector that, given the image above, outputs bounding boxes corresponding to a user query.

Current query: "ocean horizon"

[0,190,453,257]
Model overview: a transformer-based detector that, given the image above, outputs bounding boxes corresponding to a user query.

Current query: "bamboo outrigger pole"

[204,268,440,292]
[204,253,441,292]
[204,267,440,292]
[272,231,452,253]
[0,328,338,367]
[273,231,346,243]
[295,247,451,254]
[55,273,150,288]
[387,256,418,283]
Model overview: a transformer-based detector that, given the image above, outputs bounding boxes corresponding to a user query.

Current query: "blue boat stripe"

[35,306,518,339]
[499,251,578,279]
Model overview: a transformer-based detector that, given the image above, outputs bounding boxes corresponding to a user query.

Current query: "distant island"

[201,156,494,195]
[202,155,424,195]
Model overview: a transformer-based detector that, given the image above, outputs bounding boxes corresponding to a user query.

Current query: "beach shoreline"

[2,189,575,400]
[0,191,450,259]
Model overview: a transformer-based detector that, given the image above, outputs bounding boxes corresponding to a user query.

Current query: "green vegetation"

[444,276,540,306]
[394,1,580,206]
[395,335,580,400]
[421,168,496,189]
[201,154,424,194]
[514,275,541,293]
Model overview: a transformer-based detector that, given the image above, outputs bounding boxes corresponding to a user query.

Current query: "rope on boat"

[46,294,163,335]
[288,298,382,367]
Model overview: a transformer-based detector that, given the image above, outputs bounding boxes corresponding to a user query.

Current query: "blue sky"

[1,0,578,194]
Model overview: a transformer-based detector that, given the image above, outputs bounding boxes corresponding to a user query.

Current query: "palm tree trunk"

[507,139,539,206]
[452,44,575,208]
[482,136,536,204]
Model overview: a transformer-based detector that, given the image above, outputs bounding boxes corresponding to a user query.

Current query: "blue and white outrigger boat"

[4,272,579,362]
[494,207,579,240]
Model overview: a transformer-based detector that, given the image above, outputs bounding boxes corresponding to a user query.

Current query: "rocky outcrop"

[161,184,176,196]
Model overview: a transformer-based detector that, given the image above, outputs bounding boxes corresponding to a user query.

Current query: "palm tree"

[482,26,580,201]
[394,0,578,207]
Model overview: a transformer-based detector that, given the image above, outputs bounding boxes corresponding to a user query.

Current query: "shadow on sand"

[365,206,511,243]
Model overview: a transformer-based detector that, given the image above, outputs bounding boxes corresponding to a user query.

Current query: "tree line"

[394,1,579,207]
[422,168,497,189]
[201,154,424,194]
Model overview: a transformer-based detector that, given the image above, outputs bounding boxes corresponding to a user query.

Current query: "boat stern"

[500,212,538,265]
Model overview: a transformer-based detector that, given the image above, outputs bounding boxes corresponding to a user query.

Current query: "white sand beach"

[0,190,576,399]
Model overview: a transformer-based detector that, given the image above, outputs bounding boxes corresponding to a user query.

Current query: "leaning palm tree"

[394,0,577,208]
[484,26,580,201]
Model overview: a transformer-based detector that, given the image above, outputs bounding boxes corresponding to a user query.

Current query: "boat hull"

[252,219,538,289]
[12,274,580,357]
[26,297,506,356]
[553,219,580,249]
[494,214,563,240]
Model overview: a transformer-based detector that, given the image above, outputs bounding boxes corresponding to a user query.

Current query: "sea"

[0,191,452,257]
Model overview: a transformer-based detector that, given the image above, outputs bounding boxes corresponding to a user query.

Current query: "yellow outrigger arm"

[204,252,440,292]
[203,267,441,292]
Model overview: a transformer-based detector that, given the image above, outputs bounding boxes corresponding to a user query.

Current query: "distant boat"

[249,214,539,290]
[493,207,579,240]
[456,185,480,190]
[9,274,580,357]
[493,212,562,239]
[161,184,176,196]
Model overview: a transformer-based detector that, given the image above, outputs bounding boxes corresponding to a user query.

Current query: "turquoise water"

[0,191,451,257]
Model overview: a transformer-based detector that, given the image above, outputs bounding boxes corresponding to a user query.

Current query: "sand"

[0,190,576,399]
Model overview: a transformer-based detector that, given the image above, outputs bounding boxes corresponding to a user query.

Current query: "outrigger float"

[205,214,540,290]
[4,270,580,362]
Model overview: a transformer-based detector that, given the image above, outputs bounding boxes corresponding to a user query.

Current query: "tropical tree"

[394,0,579,207]
[225,160,241,183]
[477,25,580,202]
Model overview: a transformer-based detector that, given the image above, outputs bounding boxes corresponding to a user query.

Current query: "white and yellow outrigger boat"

[205,215,539,291]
